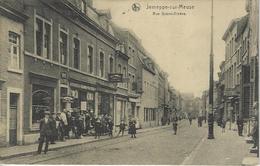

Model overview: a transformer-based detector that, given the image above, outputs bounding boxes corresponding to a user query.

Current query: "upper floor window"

[99,52,105,77]
[59,30,68,65]
[109,57,114,73]
[123,67,127,77]
[118,64,121,73]
[73,38,80,69]
[35,17,52,59]
[88,45,94,74]
[8,32,20,70]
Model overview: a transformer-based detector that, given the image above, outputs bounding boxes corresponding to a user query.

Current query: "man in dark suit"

[37,110,52,154]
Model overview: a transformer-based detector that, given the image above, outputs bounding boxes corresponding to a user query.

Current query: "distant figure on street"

[117,120,127,136]
[188,117,192,125]
[222,118,226,133]
[172,117,178,135]
[236,117,243,136]
[129,119,137,138]
[37,111,52,154]
[167,118,171,125]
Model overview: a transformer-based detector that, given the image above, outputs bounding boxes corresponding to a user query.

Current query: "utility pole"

[208,0,215,139]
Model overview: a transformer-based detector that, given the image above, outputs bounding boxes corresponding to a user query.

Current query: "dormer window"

[81,0,87,14]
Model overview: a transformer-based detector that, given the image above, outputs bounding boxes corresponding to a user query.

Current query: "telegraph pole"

[208,0,215,139]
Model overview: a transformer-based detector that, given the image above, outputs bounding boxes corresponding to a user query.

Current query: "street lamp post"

[208,0,215,139]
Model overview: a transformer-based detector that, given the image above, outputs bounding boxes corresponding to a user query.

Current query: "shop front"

[68,81,96,115]
[29,73,57,130]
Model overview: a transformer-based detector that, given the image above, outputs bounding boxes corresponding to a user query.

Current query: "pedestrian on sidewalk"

[129,119,137,138]
[117,120,127,136]
[189,117,192,125]
[236,116,243,136]
[94,118,102,139]
[61,109,69,139]
[107,119,114,137]
[249,117,259,154]
[84,112,91,135]
[172,117,178,135]
[56,111,65,141]
[222,118,226,133]
[37,110,52,154]
[50,112,57,144]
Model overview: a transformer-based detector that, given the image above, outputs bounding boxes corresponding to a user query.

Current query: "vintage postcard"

[0,0,259,165]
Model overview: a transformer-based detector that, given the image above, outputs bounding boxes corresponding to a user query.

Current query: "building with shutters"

[0,0,28,146]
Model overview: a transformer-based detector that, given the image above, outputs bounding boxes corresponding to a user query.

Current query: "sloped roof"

[222,14,248,41]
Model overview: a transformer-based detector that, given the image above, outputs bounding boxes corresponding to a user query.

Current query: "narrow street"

[1,121,250,165]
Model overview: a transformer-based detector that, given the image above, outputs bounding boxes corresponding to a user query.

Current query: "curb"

[0,125,171,160]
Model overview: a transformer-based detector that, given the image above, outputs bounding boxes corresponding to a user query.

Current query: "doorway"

[9,93,19,146]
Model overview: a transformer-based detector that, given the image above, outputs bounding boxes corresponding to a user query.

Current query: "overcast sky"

[93,0,247,97]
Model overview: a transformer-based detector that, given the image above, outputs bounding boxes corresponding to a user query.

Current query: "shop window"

[60,87,68,112]
[60,31,68,65]
[32,85,54,125]
[73,38,80,69]
[88,45,94,74]
[98,93,111,115]
[8,31,20,70]
[35,17,52,59]
[99,52,105,77]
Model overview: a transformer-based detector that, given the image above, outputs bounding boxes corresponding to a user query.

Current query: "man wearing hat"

[37,110,52,154]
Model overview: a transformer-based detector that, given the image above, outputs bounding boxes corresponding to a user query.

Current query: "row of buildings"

[214,0,258,132]
[0,0,182,146]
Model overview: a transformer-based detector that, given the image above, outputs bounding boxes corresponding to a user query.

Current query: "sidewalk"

[182,124,259,165]
[0,125,170,160]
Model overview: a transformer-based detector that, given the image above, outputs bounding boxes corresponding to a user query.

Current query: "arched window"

[109,57,114,73]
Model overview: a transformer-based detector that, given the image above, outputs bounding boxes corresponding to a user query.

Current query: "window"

[109,57,113,73]
[123,67,127,88]
[59,31,68,65]
[8,32,20,69]
[123,67,126,77]
[35,17,52,59]
[99,52,105,77]
[73,38,80,69]
[81,0,87,13]
[32,85,54,125]
[118,64,121,73]
[88,45,93,74]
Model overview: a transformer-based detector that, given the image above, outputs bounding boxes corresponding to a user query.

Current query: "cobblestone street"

[1,121,253,165]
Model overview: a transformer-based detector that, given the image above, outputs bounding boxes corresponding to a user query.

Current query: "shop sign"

[70,82,96,91]
[108,73,123,83]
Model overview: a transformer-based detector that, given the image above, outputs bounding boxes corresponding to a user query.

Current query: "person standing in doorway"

[37,111,52,154]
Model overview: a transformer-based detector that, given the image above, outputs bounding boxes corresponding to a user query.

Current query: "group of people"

[37,109,137,154]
